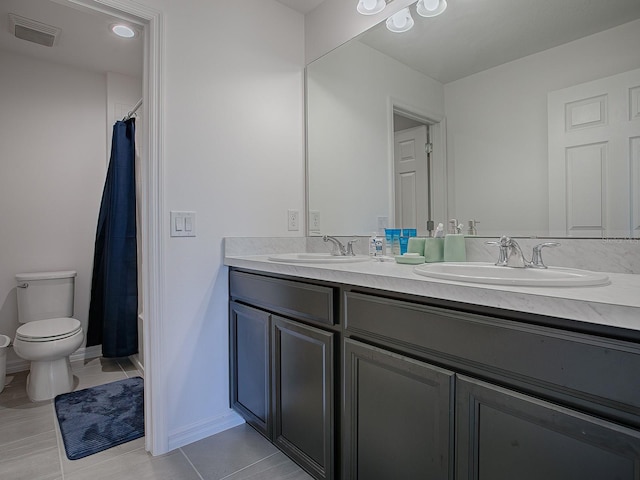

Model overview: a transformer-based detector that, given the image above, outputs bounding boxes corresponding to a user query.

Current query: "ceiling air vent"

[8,13,61,47]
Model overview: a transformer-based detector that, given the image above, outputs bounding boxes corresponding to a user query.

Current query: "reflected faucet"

[323,235,357,256]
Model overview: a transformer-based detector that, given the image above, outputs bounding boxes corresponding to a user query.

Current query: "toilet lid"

[16,318,82,342]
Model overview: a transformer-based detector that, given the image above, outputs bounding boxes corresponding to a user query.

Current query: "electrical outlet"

[287,209,299,231]
[309,210,321,232]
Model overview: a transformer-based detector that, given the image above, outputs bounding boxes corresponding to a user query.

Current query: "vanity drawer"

[230,270,336,325]
[344,291,640,418]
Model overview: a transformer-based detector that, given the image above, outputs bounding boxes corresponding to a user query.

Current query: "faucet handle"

[530,242,560,269]
[346,239,358,256]
[485,238,508,266]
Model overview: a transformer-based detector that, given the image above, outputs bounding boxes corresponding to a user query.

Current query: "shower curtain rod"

[123,98,143,121]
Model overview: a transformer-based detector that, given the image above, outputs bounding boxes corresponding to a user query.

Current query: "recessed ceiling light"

[111,24,135,38]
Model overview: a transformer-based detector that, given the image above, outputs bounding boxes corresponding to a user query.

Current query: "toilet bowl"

[13,317,84,401]
[13,270,84,402]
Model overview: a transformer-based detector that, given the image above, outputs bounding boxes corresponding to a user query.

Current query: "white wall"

[0,51,107,367]
[106,72,143,162]
[139,0,305,450]
[444,19,640,237]
[307,40,444,234]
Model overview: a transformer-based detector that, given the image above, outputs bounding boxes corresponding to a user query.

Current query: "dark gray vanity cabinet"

[344,290,640,480]
[272,316,335,480]
[230,301,271,438]
[456,375,640,480]
[343,338,454,480]
[230,268,640,480]
[229,270,337,480]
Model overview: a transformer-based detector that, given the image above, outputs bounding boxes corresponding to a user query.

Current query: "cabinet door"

[272,316,335,480]
[456,375,640,480]
[344,338,454,480]
[229,302,271,438]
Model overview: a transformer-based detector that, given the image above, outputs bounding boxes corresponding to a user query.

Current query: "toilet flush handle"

[17,283,28,288]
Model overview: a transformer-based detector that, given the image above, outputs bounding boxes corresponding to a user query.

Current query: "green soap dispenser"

[444,219,466,262]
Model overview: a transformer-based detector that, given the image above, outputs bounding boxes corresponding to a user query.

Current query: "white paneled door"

[394,126,429,231]
[548,68,640,238]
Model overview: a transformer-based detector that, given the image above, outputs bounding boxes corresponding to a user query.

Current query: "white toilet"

[13,271,84,402]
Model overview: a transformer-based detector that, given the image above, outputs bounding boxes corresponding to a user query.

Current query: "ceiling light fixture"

[386,7,414,33]
[416,0,448,18]
[111,24,135,38]
[357,0,386,15]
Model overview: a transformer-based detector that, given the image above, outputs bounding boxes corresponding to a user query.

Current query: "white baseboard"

[168,409,245,452]
[129,353,144,376]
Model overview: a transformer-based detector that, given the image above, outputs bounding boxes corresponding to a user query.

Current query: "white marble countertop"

[224,254,640,333]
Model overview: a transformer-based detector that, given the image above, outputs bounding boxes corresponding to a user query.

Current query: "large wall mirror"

[306,0,640,238]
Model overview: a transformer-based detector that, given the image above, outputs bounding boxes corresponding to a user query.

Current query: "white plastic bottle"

[375,236,384,256]
[369,233,378,257]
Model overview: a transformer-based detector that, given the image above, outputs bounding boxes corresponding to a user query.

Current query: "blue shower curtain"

[87,118,138,358]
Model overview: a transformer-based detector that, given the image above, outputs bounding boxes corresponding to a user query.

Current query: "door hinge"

[425,143,433,154]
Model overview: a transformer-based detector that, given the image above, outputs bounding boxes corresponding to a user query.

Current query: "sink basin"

[413,262,610,287]
[268,253,371,264]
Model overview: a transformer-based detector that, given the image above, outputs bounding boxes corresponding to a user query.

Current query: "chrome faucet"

[485,236,510,266]
[529,242,560,269]
[504,237,528,268]
[487,236,561,269]
[323,235,358,256]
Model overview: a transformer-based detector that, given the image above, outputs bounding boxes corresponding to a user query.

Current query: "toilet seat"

[16,318,82,343]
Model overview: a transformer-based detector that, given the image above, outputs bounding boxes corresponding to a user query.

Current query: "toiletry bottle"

[369,233,378,257]
[467,219,479,236]
[384,229,393,256]
[424,223,445,262]
[444,220,466,262]
[375,236,384,257]
[391,229,401,256]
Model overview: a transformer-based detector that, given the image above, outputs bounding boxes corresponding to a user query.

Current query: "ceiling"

[358,0,640,83]
[4,0,638,85]
[275,0,328,14]
[0,0,143,78]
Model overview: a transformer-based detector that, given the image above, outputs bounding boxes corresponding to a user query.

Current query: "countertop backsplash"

[224,236,639,274]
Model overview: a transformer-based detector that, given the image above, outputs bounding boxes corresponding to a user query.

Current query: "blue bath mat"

[54,376,144,460]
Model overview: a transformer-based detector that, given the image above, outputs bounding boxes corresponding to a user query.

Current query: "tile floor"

[0,357,312,480]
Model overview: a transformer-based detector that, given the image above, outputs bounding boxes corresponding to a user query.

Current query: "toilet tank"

[16,271,77,323]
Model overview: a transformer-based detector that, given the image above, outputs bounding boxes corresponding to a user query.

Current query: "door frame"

[61,0,167,455]
[388,98,447,230]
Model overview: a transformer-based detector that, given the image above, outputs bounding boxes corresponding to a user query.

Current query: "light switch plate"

[170,211,196,237]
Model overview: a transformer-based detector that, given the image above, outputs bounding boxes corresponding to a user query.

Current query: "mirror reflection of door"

[394,115,431,233]
[548,68,640,238]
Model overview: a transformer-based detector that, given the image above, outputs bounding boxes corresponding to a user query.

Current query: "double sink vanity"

[225,237,640,480]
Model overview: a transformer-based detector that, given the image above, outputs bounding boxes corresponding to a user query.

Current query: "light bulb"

[416,0,448,17]
[386,8,414,33]
[357,0,386,15]
[424,0,439,11]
